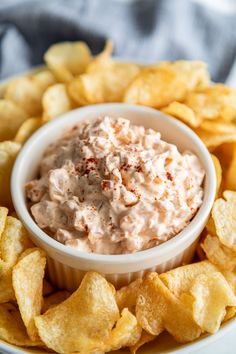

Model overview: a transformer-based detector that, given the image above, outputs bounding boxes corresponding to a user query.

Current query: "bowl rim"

[11,103,216,265]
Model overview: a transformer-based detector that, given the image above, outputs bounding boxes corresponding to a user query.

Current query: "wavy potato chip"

[4,77,44,117]
[32,70,57,91]
[124,61,209,108]
[14,117,42,144]
[159,261,218,297]
[184,84,236,122]
[130,331,156,354]
[35,272,119,353]
[13,248,46,341]
[116,278,142,313]
[190,272,236,333]
[211,154,222,196]
[105,308,142,351]
[0,141,21,207]
[86,40,113,73]
[0,303,40,347]
[42,84,73,122]
[0,100,27,141]
[162,102,201,127]
[136,273,201,342]
[0,216,33,266]
[212,191,236,251]
[69,62,140,104]
[195,129,236,150]
[43,291,71,313]
[225,144,236,191]
[201,234,236,271]
[44,41,91,82]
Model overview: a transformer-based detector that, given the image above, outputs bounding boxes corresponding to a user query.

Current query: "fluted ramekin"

[11,103,216,291]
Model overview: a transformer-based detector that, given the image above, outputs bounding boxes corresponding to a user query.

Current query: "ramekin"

[11,103,216,291]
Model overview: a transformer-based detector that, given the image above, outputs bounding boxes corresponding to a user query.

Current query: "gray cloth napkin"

[0,0,236,86]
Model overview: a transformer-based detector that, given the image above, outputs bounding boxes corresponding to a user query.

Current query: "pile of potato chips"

[1,40,236,353]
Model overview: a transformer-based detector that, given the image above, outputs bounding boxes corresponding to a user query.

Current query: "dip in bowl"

[11,104,216,290]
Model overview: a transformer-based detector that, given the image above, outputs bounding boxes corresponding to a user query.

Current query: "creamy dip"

[26,116,205,254]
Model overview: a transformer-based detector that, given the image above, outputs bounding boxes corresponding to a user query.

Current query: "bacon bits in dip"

[25,116,205,254]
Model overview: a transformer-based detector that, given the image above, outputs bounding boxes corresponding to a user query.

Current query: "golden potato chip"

[195,129,236,150]
[130,331,156,354]
[4,77,44,117]
[223,307,236,322]
[0,141,21,208]
[190,272,236,333]
[212,190,236,250]
[201,234,236,271]
[124,61,209,108]
[116,278,142,313]
[43,291,71,313]
[32,70,57,91]
[136,273,201,342]
[86,40,113,73]
[35,272,119,353]
[0,216,33,266]
[159,261,218,297]
[211,154,222,196]
[105,308,142,351]
[162,102,201,127]
[42,84,73,122]
[44,41,91,82]
[0,100,27,141]
[0,206,8,238]
[69,62,140,105]
[184,84,236,122]
[13,248,46,341]
[225,144,236,191]
[14,117,42,144]
[0,303,41,346]
[200,120,236,134]
[0,264,14,303]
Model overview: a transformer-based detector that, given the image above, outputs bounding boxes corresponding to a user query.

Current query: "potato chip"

[43,291,71,313]
[0,265,14,303]
[4,77,44,117]
[69,62,140,105]
[212,191,236,251]
[0,303,41,346]
[159,261,218,297]
[0,141,21,207]
[105,308,142,351]
[211,154,222,196]
[195,129,236,150]
[0,207,8,239]
[0,100,27,141]
[190,272,236,333]
[184,84,236,122]
[116,278,142,313]
[0,216,33,266]
[136,273,201,342]
[35,272,119,353]
[32,70,57,91]
[129,331,156,354]
[14,117,42,144]
[225,144,236,191]
[200,120,236,134]
[223,307,236,322]
[162,102,201,127]
[201,234,236,271]
[42,84,73,122]
[124,61,209,108]
[13,248,46,341]
[44,41,91,82]
[86,40,113,73]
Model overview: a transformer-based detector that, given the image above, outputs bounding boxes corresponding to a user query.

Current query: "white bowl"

[11,103,216,290]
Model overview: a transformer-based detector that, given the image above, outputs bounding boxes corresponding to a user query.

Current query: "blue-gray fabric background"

[0,0,236,86]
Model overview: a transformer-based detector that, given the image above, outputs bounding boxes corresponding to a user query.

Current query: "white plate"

[0,67,235,354]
